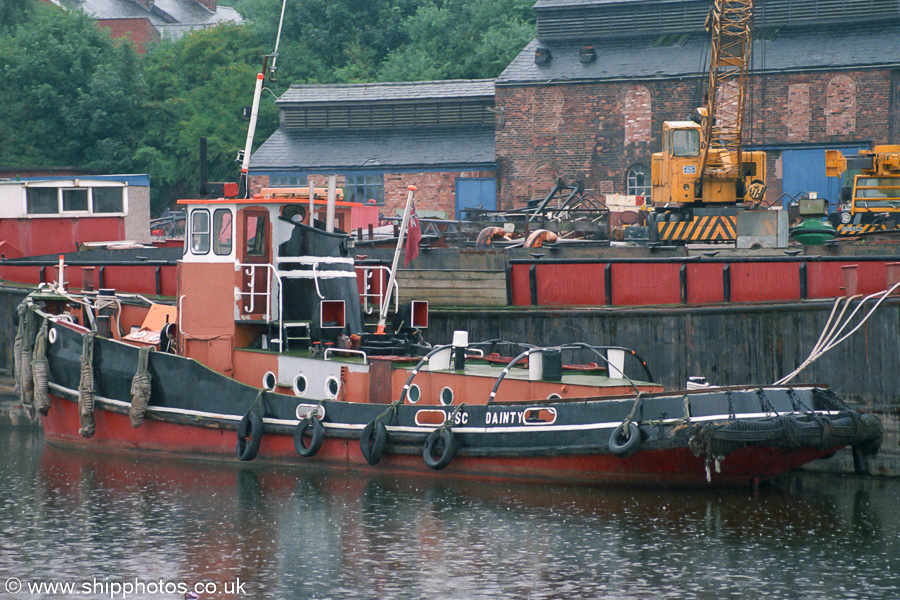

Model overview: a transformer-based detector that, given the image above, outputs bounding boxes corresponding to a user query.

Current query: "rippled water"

[1,427,898,600]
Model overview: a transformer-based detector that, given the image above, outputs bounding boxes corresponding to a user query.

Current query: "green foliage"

[0,0,537,215]
[137,24,278,214]
[0,5,145,171]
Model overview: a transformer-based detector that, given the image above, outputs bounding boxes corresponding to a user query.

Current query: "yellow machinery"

[826,146,900,236]
[648,0,766,244]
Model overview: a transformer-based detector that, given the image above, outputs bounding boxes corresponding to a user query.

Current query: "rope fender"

[78,332,97,438]
[32,319,51,416]
[129,346,153,427]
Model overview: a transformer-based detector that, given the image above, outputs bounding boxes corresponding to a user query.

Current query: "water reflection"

[0,428,897,600]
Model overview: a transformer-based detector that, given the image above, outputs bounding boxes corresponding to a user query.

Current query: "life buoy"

[523,229,559,248]
[608,422,640,457]
[236,412,263,461]
[294,415,325,457]
[423,427,457,470]
[360,420,387,466]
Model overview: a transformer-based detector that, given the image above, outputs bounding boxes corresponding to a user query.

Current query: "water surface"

[1,428,897,600]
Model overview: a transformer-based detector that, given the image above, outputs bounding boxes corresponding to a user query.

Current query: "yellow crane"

[648,0,767,244]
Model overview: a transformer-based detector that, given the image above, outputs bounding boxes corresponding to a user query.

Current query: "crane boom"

[699,0,753,181]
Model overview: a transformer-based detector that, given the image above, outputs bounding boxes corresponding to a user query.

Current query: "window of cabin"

[671,129,701,157]
[92,187,124,213]
[62,189,89,212]
[26,188,58,214]
[190,209,210,254]
[245,215,266,256]
[213,209,233,256]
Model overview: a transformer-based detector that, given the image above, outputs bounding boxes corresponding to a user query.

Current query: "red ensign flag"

[405,205,422,266]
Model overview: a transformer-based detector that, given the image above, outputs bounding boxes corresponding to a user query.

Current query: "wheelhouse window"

[92,187,124,213]
[190,209,210,254]
[627,164,651,197]
[345,173,384,205]
[62,189,89,212]
[213,209,233,256]
[671,129,701,157]
[245,215,266,256]
[26,188,58,214]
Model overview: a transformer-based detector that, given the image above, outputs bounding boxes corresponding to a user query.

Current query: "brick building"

[495,0,900,210]
[45,0,241,52]
[249,80,497,220]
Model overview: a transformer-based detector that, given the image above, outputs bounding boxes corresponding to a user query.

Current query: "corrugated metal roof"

[497,24,900,85]
[250,129,496,172]
[278,80,496,106]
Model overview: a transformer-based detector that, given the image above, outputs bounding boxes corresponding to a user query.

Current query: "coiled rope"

[32,319,51,416]
[17,300,36,418]
[129,345,153,427]
[78,332,97,438]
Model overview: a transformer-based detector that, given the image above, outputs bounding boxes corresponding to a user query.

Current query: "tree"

[0,5,145,172]
[137,24,278,214]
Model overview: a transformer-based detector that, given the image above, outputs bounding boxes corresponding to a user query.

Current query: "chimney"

[195,0,217,11]
[132,0,153,9]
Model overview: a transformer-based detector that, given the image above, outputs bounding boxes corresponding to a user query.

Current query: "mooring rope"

[78,331,97,438]
[32,319,51,416]
[129,345,153,427]
[775,282,900,385]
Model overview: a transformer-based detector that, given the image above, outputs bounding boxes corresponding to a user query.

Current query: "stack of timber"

[396,269,506,307]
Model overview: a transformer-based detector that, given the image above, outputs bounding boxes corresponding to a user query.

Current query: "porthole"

[48,328,57,344]
[292,374,308,397]
[547,393,562,400]
[262,371,277,390]
[407,384,421,404]
[325,376,340,399]
[440,386,454,406]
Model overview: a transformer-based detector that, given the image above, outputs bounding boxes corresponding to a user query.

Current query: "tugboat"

[12,184,882,487]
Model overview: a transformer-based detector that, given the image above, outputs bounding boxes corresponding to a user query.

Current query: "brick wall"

[95,18,159,54]
[497,69,894,207]
[250,171,495,219]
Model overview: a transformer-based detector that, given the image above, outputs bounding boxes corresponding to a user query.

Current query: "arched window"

[626,164,651,197]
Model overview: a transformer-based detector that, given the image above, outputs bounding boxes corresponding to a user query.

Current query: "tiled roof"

[54,0,241,39]
[250,129,496,172]
[497,24,900,85]
[278,80,496,106]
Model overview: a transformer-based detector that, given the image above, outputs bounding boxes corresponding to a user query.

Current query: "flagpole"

[377,185,416,334]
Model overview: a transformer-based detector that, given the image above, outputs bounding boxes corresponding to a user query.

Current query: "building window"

[213,209,233,256]
[62,189,89,212]
[190,209,210,254]
[26,188,58,214]
[93,187,124,213]
[270,174,306,187]
[627,164,651,197]
[344,173,384,205]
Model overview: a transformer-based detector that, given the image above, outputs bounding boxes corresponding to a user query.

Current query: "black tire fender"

[236,412,263,462]
[608,422,641,457]
[360,420,387,466]
[423,427,457,470]
[294,415,325,457]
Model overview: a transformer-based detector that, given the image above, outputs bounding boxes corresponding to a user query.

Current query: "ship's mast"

[238,0,289,198]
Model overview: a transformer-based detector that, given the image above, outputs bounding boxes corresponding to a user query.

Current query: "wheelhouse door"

[238,207,271,318]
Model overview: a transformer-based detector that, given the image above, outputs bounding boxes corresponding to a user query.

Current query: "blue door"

[455,178,496,220]
[781,147,868,211]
